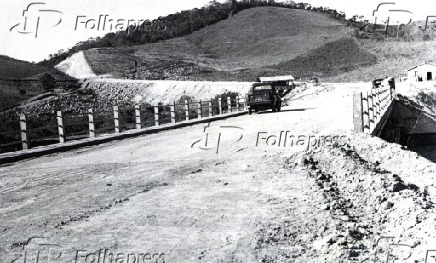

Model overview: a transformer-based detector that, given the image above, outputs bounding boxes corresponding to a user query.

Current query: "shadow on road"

[256,108,317,115]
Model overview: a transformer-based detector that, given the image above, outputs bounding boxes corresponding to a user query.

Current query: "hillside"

[0,55,75,81]
[55,6,436,82]
[273,38,377,78]
[325,39,436,82]
[0,55,77,112]
[57,7,355,81]
[0,55,53,80]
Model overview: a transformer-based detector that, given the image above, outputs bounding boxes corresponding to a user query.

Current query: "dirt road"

[2,83,436,263]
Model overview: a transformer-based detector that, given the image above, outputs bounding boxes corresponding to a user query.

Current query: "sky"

[1,0,435,63]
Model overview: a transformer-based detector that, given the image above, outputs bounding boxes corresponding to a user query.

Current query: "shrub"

[40,73,56,92]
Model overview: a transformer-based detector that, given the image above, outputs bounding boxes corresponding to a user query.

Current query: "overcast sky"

[1,0,435,63]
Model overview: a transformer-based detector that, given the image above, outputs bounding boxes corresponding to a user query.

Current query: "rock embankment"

[16,80,252,118]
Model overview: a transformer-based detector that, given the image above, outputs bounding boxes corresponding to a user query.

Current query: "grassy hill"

[70,7,354,81]
[0,56,53,80]
[0,55,75,81]
[57,6,436,82]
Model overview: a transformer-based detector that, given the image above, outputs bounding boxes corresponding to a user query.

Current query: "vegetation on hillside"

[0,55,52,80]
[63,6,351,81]
[40,73,56,92]
[35,0,435,83]
[0,55,76,81]
[39,0,346,67]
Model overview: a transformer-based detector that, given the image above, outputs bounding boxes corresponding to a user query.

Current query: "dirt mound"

[82,79,252,105]
[15,79,252,118]
[55,51,96,79]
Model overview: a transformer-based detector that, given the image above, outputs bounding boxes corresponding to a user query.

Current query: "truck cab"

[247,76,295,115]
[247,82,281,114]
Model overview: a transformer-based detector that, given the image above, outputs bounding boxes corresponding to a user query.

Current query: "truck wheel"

[248,108,252,115]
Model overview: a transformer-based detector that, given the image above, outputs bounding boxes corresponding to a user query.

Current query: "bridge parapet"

[354,85,395,135]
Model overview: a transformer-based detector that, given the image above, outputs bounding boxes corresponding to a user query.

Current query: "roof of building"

[259,75,295,82]
[407,63,436,72]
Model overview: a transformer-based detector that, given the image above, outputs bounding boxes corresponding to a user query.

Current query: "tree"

[40,73,56,92]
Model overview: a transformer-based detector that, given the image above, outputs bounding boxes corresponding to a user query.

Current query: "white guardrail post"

[218,98,222,115]
[19,112,29,150]
[154,106,159,126]
[185,100,189,121]
[371,89,377,124]
[170,102,176,124]
[376,88,381,120]
[374,89,380,125]
[363,93,370,134]
[227,97,232,113]
[369,91,374,133]
[197,101,202,119]
[88,109,95,138]
[57,111,65,143]
[114,106,120,133]
[135,105,141,130]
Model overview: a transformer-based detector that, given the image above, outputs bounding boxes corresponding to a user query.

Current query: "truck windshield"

[253,85,272,91]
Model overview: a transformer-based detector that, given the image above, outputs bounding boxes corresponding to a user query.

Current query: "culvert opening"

[379,92,436,162]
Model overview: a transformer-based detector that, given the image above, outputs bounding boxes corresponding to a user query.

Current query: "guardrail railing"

[353,85,395,134]
[0,95,247,154]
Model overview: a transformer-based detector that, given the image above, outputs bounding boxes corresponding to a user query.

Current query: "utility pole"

[385,17,390,37]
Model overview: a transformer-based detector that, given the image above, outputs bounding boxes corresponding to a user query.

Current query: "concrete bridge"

[1,81,430,263]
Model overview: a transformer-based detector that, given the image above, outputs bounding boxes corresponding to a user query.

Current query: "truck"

[372,77,395,90]
[246,76,296,115]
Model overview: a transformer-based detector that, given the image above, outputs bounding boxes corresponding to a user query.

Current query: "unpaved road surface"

[2,83,436,263]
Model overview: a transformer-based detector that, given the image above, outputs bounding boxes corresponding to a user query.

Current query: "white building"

[407,63,436,82]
